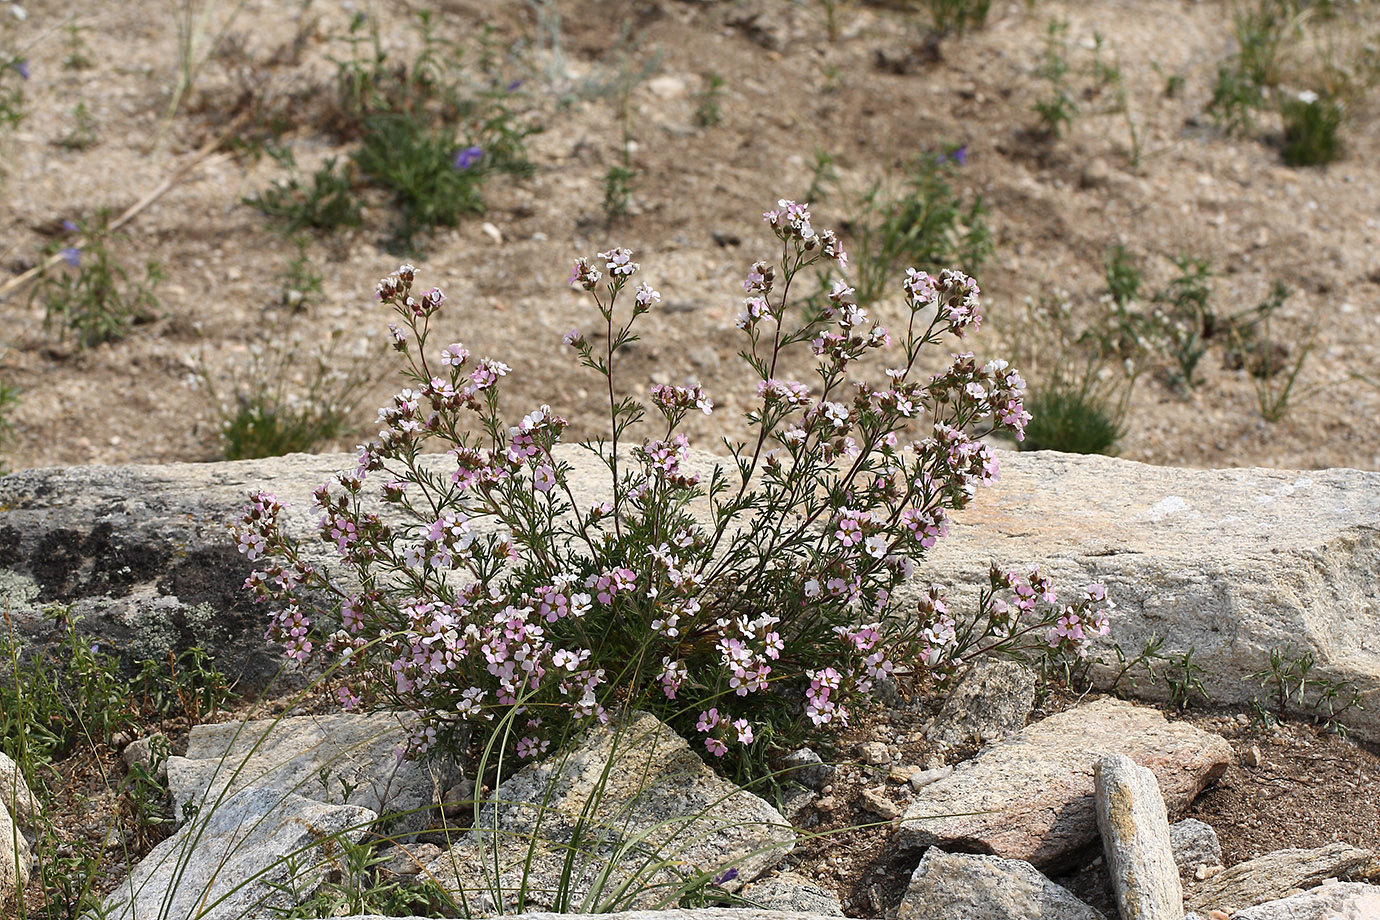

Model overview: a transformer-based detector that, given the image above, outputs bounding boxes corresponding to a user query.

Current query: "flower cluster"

[234,198,1110,772]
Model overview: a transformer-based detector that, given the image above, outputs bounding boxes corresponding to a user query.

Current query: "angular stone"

[1186,844,1380,915]
[926,657,1035,748]
[375,842,444,880]
[1170,819,1222,877]
[860,787,900,820]
[122,732,171,782]
[424,712,794,915]
[1230,882,1380,920]
[740,872,843,915]
[166,713,455,836]
[856,741,890,765]
[897,848,1102,920]
[1095,753,1184,920]
[904,453,1380,742]
[780,747,833,791]
[0,751,39,833]
[898,697,1230,869]
[103,787,375,920]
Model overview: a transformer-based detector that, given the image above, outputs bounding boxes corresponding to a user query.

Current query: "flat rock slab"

[103,787,375,920]
[740,872,843,915]
[424,711,794,915]
[166,712,454,836]
[1231,882,1380,920]
[898,697,1230,869]
[5,449,1379,738]
[1185,843,1380,915]
[904,452,1380,741]
[897,848,1102,920]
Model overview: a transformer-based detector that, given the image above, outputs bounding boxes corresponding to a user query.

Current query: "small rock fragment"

[856,741,891,766]
[780,747,833,791]
[909,765,953,792]
[1170,818,1223,878]
[122,733,171,782]
[860,787,901,821]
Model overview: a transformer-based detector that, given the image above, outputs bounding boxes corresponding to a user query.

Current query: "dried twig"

[0,111,250,303]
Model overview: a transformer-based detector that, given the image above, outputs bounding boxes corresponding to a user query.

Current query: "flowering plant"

[235,199,1112,772]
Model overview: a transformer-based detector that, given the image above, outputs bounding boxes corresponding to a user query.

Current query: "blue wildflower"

[951,144,968,166]
[713,868,739,886]
[14,59,29,81]
[61,219,78,233]
[506,79,523,93]
[452,145,483,171]
[60,247,80,268]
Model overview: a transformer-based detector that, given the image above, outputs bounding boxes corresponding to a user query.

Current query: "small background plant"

[1033,18,1077,138]
[245,10,537,251]
[836,149,992,306]
[28,214,163,349]
[1008,292,1136,455]
[244,146,362,236]
[195,314,381,460]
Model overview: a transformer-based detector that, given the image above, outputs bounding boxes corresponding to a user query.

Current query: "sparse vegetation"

[841,149,992,306]
[29,213,162,349]
[196,316,380,460]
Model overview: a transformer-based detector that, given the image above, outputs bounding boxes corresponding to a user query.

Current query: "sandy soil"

[1,0,1379,474]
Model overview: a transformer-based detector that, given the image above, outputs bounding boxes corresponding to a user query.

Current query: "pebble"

[857,741,890,766]
[860,787,901,820]
[1244,745,1264,767]
[909,765,953,792]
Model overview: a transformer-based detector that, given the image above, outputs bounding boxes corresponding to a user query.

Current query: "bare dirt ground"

[2,0,1380,472]
[4,0,1380,915]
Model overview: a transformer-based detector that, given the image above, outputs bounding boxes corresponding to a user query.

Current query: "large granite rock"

[897,697,1230,869]
[904,452,1380,741]
[0,449,716,695]
[1095,753,1183,920]
[896,848,1102,920]
[3,450,1378,738]
[0,752,38,835]
[102,786,375,920]
[423,711,794,915]
[1185,843,1380,915]
[166,712,456,836]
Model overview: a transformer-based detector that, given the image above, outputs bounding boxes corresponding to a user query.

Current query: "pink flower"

[733,719,754,745]
[533,465,557,492]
